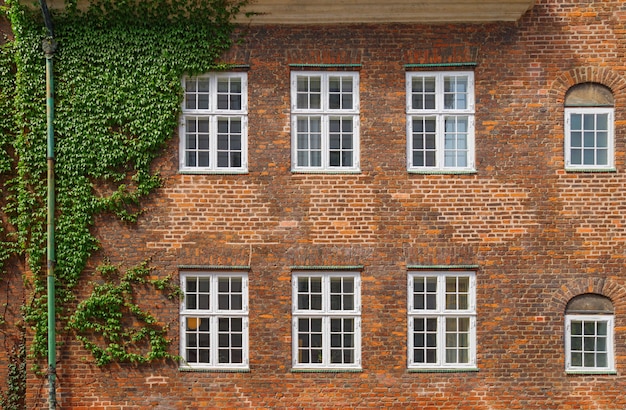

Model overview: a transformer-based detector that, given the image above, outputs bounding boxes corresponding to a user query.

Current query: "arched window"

[564,83,615,171]
[565,293,615,373]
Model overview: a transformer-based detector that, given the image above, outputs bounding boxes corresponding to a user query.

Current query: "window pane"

[217,94,228,110]
[298,277,322,310]
[329,131,340,149]
[583,114,595,130]
[296,117,322,167]
[186,277,197,293]
[186,349,198,363]
[310,94,321,110]
[342,93,353,110]
[198,132,210,149]
[446,278,457,310]
[444,76,468,110]
[412,77,436,110]
[297,94,309,109]
[412,117,437,167]
[298,317,323,364]
[231,349,243,364]
[198,94,209,110]
[329,93,340,110]
[297,76,321,110]
[198,279,210,309]
[197,79,210,92]
[329,77,354,110]
[297,132,309,149]
[413,276,437,310]
[444,117,468,168]
[329,117,354,168]
[413,317,437,364]
[186,316,211,364]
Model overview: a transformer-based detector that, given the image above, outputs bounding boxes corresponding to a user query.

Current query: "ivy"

[68,262,180,366]
[0,0,248,373]
[0,339,26,410]
[0,26,17,275]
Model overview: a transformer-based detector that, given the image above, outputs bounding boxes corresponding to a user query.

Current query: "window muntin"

[564,107,614,170]
[292,272,361,369]
[180,73,248,173]
[406,72,475,172]
[180,272,249,369]
[291,72,360,172]
[408,271,476,369]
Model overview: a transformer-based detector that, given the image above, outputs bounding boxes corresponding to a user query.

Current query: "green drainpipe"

[40,0,57,407]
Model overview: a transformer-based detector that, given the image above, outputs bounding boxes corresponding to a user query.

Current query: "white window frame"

[407,271,477,370]
[565,314,615,373]
[180,73,248,173]
[179,271,249,370]
[564,107,614,171]
[406,71,475,172]
[292,271,362,370]
[291,72,360,172]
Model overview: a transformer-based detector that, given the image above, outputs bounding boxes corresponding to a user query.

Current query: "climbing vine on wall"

[0,34,16,273]
[68,262,182,366]
[1,0,249,365]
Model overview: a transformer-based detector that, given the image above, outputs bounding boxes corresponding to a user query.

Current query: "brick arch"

[552,277,626,315]
[549,66,626,105]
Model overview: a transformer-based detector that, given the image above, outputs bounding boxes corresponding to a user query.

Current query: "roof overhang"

[243,0,536,24]
[29,0,536,24]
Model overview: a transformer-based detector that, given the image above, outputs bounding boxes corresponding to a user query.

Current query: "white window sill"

[291,368,362,373]
[179,169,249,175]
[565,370,617,375]
[408,367,479,373]
[408,169,477,175]
[291,169,361,174]
[179,366,250,373]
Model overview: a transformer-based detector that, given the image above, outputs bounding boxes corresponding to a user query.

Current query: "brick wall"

[26,0,626,407]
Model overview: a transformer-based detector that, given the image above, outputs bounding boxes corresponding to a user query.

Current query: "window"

[564,83,614,171]
[291,72,360,172]
[406,71,475,172]
[565,294,615,373]
[292,271,361,369]
[408,271,476,369]
[180,272,249,370]
[180,73,248,172]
